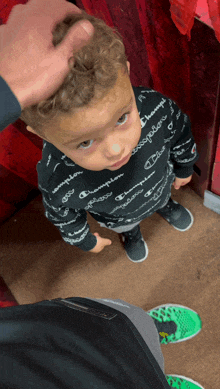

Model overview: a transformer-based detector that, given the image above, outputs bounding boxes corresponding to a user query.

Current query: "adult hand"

[0,0,94,110]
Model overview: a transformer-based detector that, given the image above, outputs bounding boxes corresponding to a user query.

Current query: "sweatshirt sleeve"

[0,77,22,132]
[39,186,98,252]
[0,76,97,252]
[164,98,200,178]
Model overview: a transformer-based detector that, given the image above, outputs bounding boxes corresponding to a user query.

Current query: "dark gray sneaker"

[121,224,148,263]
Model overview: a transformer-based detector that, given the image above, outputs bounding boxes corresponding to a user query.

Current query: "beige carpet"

[0,184,219,389]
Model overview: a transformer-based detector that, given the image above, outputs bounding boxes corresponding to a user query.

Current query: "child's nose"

[112,144,120,152]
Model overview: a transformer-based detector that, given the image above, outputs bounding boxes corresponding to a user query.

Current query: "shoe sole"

[166,374,205,389]
[121,235,149,263]
[147,303,202,343]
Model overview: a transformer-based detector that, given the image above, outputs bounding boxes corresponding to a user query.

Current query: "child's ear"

[26,125,36,134]
[26,125,48,142]
[127,61,130,75]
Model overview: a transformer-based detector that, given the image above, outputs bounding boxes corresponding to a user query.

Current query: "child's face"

[27,62,142,171]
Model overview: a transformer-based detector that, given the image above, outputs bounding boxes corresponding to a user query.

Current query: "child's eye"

[117,112,129,126]
[76,112,130,151]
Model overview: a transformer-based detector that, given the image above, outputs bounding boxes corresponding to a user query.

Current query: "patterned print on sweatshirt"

[37,86,199,252]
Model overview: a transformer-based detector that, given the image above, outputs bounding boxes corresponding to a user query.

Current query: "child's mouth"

[110,153,131,168]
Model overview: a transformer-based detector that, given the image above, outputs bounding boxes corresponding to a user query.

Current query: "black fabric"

[0,77,22,132]
[0,297,171,389]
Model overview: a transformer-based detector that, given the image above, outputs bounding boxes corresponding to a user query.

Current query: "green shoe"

[147,303,202,344]
[166,374,205,389]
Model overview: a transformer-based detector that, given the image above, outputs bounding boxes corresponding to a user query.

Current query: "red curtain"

[170,0,220,43]
[0,276,18,308]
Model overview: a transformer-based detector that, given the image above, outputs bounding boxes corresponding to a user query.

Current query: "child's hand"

[89,233,112,253]
[173,175,192,190]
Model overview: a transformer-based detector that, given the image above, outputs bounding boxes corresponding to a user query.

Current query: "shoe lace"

[124,227,141,244]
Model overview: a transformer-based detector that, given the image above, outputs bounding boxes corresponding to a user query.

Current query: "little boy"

[26,16,199,262]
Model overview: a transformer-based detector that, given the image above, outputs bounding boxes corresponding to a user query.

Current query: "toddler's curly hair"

[19,10,129,138]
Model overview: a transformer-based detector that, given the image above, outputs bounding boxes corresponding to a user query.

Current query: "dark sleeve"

[39,188,98,252]
[164,98,200,178]
[0,76,22,132]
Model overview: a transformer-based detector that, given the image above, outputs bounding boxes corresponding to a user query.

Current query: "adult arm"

[0,0,94,132]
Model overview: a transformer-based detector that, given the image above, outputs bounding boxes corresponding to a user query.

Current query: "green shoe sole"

[166,374,205,389]
[147,303,202,344]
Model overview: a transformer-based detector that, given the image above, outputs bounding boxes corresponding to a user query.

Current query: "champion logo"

[192,143,196,154]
